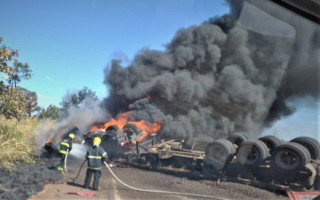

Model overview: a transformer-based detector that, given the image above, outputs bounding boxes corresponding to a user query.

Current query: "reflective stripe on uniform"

[88,167,101,170]
[88,155,102,159]
[59,150,67,154]
[60,142,70,147]
[102,152,106,157]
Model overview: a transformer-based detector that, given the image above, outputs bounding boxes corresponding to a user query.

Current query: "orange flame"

[90,111,161,143]
[90,122,105,131]
[130,120,161,143]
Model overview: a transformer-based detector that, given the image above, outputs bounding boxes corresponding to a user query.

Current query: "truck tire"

[290,137,320,160]
[205,139,236,170]
[101,132,120,160]
[44,142,59,156]
[227,132,248,148]
[259,135,282,154]
[123,123,139,141]
[106,125,119,132]
[236,140,269,168]
[271,142,311,172]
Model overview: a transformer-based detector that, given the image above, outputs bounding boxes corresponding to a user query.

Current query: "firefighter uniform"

[57,133,74,173]
[84,137,107,190]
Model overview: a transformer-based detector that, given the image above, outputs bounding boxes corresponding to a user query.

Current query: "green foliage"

[38,105,62,119]
[0,86,28,120]
[7,60,32,88]
[0,36,36,120]
[0,37,31,85]
[60,87,98,110]
[21,88,41,117]
[0,38,18,74]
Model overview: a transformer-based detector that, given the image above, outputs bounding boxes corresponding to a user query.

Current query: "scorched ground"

[25,154,288,200]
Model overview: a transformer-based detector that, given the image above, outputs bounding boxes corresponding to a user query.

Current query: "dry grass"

[0,115,38,168]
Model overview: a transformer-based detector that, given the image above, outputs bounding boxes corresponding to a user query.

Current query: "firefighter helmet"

[69,133,75,140]
[93,137,101,146]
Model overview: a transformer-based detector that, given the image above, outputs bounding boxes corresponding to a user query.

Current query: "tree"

[20,88,41,117]
[38,105,62,119]
[0,86,27,120]
[0,37,31,86]
[7,60,32,88]
[60,87,98,110]
[0,36,34,120]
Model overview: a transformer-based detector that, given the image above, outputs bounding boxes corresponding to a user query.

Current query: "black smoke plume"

[102,0,319,142]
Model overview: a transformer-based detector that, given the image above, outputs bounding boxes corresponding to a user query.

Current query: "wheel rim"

[246,147,258,165]
[236,140,269,167]
[274,149,300,170]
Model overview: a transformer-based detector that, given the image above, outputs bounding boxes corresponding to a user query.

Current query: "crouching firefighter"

[84,137,107,190]
[57,133,75,173]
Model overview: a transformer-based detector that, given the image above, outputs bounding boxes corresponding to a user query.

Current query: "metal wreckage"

[44,121,320,193]
[44,0,320,195]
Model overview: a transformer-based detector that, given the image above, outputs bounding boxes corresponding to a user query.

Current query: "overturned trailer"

[44,123,320,192]
[206,134,320,191]
[94,125,320,192]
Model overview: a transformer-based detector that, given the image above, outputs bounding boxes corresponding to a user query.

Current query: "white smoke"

[48,98,110,142]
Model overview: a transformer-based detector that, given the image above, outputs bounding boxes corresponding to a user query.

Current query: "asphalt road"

[29,156,289,200]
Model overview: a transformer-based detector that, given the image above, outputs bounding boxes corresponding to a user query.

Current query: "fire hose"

[103,161,232,200]
[68,157,232,199]
[64,149,69,173]
[72,159,87,180]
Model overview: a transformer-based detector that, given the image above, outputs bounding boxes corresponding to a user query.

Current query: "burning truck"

[92,127,320,192]
[44,0,320,195]
[83,111,161,160]
[44,110,320,193]
[44,111,162,159]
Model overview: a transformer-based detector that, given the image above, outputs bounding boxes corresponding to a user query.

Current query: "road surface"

[29,157,288,200]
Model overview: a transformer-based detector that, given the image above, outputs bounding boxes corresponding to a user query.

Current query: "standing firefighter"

[57,133,75,173]
[84,137,107,190]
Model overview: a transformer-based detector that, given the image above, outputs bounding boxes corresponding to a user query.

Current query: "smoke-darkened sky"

[102,0,319,141]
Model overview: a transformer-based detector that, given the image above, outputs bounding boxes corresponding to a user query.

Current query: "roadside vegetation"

[0,36,98,167]
[0,116,38,168]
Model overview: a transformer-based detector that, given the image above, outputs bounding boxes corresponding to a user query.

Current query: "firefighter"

[84,136,107,190]
[57,133,75,173]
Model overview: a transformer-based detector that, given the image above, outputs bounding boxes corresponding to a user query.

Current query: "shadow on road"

[67,181,84,188]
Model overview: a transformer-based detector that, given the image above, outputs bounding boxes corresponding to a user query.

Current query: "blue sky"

[0,0,229,108]
[262,97,320,141]
[1,0,318,139]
